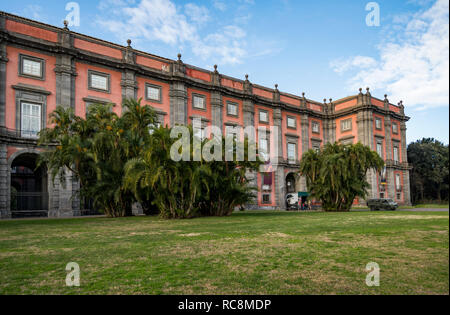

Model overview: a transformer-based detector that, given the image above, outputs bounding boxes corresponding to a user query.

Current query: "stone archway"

[285,172,301,194]
[8,149,48,218]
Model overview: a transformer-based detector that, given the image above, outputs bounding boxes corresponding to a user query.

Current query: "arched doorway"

[10,153,48,218]
[286,173,297,193]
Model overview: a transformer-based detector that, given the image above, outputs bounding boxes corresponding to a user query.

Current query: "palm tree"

[299,142,384,211]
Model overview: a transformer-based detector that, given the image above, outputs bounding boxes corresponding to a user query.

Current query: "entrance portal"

[10,153,48,218]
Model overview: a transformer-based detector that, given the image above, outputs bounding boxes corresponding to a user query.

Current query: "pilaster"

[170,54,188,126]
[299,114,309,192]
[242,75,257,208]
[273,107,285,209]
[0,14,8,127]
[55,24,76,109]
[48,168,76,218]
[121,40,138,108]
[400,121,411,205]
[0,144,9,218]
[210,65,223,130]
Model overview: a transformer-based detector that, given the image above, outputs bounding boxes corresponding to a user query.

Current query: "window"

[311,121,320,133]
[376,141,383,158]
[193,94,206,110]
[148,119,162,135]
[262,194,271,204]
[342,139,353,145]
[146,84,162,102]
[227,102,238,117]
[392,123,399,134]
[287,117,296,129]
[88,70,110,92]
[395,174,401,190]
[21,102,41,138]
[19,55,44,79]
[259,138,269,161]
[287,143,296,163]
[341,119,352,132]
[262,173,272,191]
[313,144,320,152]
[194,125,206,140]
[393,146,399,162]
[225,125,239,139]
[397,193,401,200]
[259,110,269,123]
[375,118,382,130]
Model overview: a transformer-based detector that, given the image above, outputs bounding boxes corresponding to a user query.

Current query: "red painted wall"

[74,38,122,59]
[6,20,58,42]
[136,77,171,127]
[74,62,123,118]
[5,47,56,130]
[335,114,358,143]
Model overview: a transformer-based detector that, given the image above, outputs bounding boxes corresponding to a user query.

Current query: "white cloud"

[192,26,247,65]
[330,56,378,74]
[22,5,46,22]
[184,3,210,25]
[96,0,253,65]
[330,0,449,110]
[213,0,227,11]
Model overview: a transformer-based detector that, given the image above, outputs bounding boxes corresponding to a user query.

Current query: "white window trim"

[21,102,41,139]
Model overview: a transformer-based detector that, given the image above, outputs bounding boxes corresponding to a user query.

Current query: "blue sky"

[1,0,448,144]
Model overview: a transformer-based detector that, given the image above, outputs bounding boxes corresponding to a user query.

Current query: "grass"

[0,211,448,295]
[408,204,449,209]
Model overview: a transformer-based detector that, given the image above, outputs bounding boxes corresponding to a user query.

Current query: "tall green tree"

[408,138,449,204]
[124,128,261,219]
[299,142,384,211]
[38,99,157,217]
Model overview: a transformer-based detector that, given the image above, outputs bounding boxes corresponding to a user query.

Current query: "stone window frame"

[340,118,352,132]
[392,122,399,134]
[375,117,382,130]
[395,173,402,191]
[261,193,271,204]
[311,139,322,152]
[13,85,49,139]
[258,127,271,161]
[190,116,210,140]
[261,173,273,192]
[224,123,241,139]
[375,136,384,159]
[258,109,269,124]
[88,70,111,93]
[148,108,167,133]
[83,96,115,114]
[392,142,400,163]
[192,93,207,111]
[226,101,239,118]
[287,141,297,164]
[18,54,45,81]
[145,83,162,104]
[286,116,297,130]
[311,120,320,134]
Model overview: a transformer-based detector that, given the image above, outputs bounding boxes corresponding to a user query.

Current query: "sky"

[1,0,448,144]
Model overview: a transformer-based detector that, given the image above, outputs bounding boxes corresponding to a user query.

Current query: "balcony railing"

[0,127,40,139]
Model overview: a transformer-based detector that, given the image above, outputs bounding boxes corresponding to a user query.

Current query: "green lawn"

[0,211,448,295]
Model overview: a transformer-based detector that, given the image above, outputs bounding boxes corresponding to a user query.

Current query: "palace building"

[0,11,411,218]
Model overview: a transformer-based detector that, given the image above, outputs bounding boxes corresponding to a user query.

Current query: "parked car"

[367,198,398,211]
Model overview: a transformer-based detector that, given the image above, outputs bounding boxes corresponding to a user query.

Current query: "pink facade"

[0,11,412,218]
